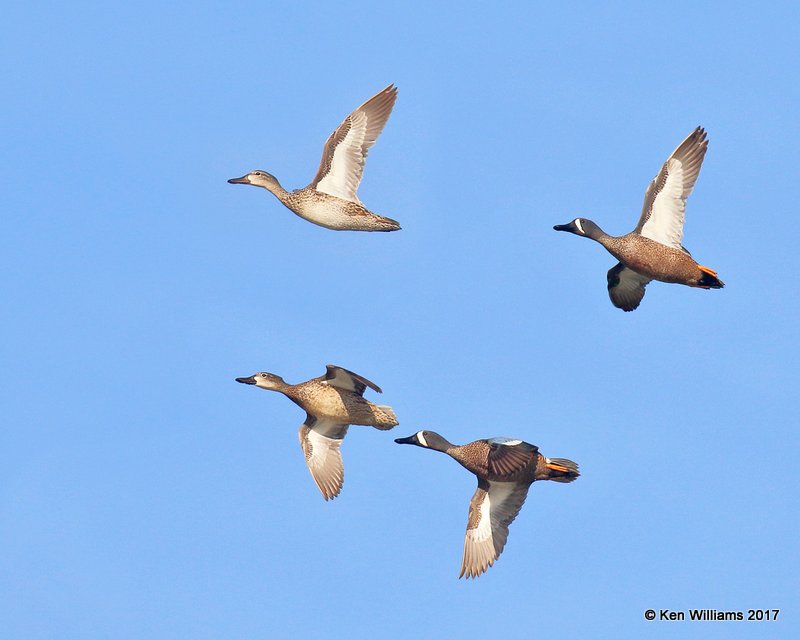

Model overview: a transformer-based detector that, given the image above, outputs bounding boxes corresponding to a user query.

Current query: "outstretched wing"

[636,127,708,249]
[298,415,349,501]
[460,479,531,579]
[309,85,398,203]
[324,364,382,396]
[607,262,651,312]
[486,438,539,478]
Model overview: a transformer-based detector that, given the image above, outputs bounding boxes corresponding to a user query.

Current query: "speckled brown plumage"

[286,376,398,428]
[394,431,579,578]
[280,188,400,232]
[228,85,401,232]
[236,365,398,500]
[600,234,717,287]
[554,127,724,310]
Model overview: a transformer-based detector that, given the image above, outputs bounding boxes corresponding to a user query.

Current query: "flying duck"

[236,365,398,500]
[228,85,401,232]
[395,431,579,578]
[554,127,724,311]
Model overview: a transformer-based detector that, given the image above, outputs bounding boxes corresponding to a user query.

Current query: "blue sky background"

[2,1,798,638]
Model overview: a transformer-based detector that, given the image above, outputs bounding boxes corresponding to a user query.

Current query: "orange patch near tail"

[698,265,718,277]
[547,462,572,473]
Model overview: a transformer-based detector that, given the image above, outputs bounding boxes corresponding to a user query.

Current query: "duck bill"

[394,434,419,445]
[235,376,257,385]
[227,175,251,185]
[553,222,573,232]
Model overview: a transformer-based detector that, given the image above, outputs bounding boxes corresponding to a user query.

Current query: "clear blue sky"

[2,1,798,638]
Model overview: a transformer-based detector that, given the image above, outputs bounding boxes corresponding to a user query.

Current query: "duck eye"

[261,373,267,378]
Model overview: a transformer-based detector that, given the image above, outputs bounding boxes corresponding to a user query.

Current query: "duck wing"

[460,479,531,579]
[635,127,708,249]
[485,438,539,478]
[607,262,651,311]
[298,415,349,501]
[309,84,398,203]
[323,364,382,396]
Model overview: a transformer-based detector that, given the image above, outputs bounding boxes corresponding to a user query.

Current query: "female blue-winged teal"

[236,365,398,500]
[554,127,724,311]
[395,431,579,578]
[228,85,401,231]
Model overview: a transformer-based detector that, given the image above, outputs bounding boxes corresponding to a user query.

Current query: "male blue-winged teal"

[395,431,579,578]
[554,127,724,311]
[236,365,398,500]
[228,85,401,232]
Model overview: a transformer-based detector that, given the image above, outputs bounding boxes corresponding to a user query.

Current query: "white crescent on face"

[416,430,429,447]
[574,218,585,234]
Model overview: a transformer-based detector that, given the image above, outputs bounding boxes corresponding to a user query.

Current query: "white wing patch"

[461,490,494,579]
[488,437,523,446]
[299,418,349,501]
[638,127,708,249]
[315,111,368,203]
[311,85,398,204]
[460,481,530,579]
[640,161,689,248]
[471,493,493,543]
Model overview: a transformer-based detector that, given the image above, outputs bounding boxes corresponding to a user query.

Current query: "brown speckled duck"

[236,365,398,500]
[228,85,401,232]
[554,127,724,311]
[395,431,579,579]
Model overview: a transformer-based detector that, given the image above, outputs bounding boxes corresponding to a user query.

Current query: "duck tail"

[545,458,580,483]
[373,404,399,429]
[376,216,401,232]
[697,265,725,289]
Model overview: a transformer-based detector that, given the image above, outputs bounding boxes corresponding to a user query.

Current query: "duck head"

[553,217,604,239]
[394,430,451,452]
[235,372,286,391]
[228,170,282,192]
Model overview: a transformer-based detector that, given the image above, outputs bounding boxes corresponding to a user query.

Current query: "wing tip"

[685,125,708,152]
[610,297,641,312]
[325,363,383,394]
